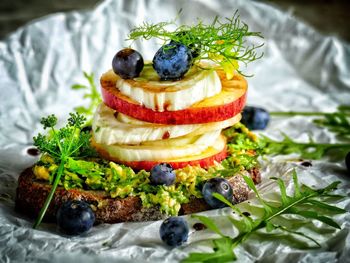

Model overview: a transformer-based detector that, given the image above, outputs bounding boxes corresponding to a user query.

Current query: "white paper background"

[0,0,350,262]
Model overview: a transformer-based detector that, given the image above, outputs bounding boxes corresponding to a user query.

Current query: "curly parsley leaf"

[184,171,345,262]
[32,112,96,228]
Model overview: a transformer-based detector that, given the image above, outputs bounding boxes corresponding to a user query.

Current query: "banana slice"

[92,103,241,145]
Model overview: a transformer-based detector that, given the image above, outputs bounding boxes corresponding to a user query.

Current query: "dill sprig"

[184,171,345,262]
[127,11,264,78]
[32,113,96,228]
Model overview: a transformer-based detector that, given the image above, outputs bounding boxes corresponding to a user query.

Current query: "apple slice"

[92,135,227,170]
[101,69,247,124]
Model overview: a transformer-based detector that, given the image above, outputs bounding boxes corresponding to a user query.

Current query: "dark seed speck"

[193,223,207,231]
[301,161,312,167]
[27,147,40,156]
[242,212,251,217]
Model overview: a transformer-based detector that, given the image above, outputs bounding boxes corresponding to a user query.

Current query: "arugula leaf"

[271,225,321,247]
[260,133,350,159]
[270,105,350,141]
[290,210,340,229]
[184,171,345,262]
[32,113,96,228]
[306,199,346,213]
[183,237,235,263]
[313,112,350,141]
[192,215,227,238]
[71,72,101,125]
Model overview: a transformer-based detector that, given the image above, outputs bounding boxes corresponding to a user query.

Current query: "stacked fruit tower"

[91,44,248,171]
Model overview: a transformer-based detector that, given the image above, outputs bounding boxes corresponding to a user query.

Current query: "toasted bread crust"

[15,167,261,224]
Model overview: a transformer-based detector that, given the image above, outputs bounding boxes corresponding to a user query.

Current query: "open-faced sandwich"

[15,13,264,234]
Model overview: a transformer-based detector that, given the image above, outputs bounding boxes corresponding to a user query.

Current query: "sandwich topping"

[32,123,262,216]
[92,103,241,145]
[19,12,265,229]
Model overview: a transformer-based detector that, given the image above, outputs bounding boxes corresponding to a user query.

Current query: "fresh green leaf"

[270,177,289,205]
[213,193,255,233]
[212,193,235,210]
[306,200,346,213]
[292,170,301,198]
[317,181,341,193]
[270,105,350,142]
[184,170,345,262]
[183,237,235,263]
[338,105,350,112]
[314,112,350,141]
[71,72,101,125]
[274,225,321,247]
[291,210,341,229]
[71,84,87,90]
[243,175,273,215]
[265,221,276,232]
[192,215,227,238]
[260,134,350,159]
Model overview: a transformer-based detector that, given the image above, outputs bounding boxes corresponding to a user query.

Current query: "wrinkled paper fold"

[0,0,349,262]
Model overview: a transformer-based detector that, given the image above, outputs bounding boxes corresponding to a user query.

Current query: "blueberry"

[160,217,189,247]
[150,163,176,186]
[202,178,233,209]
[241,106,270,130]
[112,48,144,79]
[153,43,193,80]
[346,152,350,173]
[56,200,95,235]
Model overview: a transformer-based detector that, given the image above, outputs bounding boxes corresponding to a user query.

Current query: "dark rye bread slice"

[15,167,261,224]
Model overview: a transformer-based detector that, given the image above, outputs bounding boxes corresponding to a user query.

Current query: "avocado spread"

[33,123,262,216]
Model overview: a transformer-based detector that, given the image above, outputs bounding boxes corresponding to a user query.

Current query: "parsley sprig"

[128,11,263,78]
[184,171,345,262]
[32,113,95,228]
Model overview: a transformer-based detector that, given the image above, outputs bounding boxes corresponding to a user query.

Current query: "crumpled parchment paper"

[0,0,349,262]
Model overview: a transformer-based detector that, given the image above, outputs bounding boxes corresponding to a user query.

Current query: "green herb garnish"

[270,105,350,141]
[184,171,345,262]
[32,113,96,228]
[71,72,101,125]
[260,133,350,159]
[128,11,263,78]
